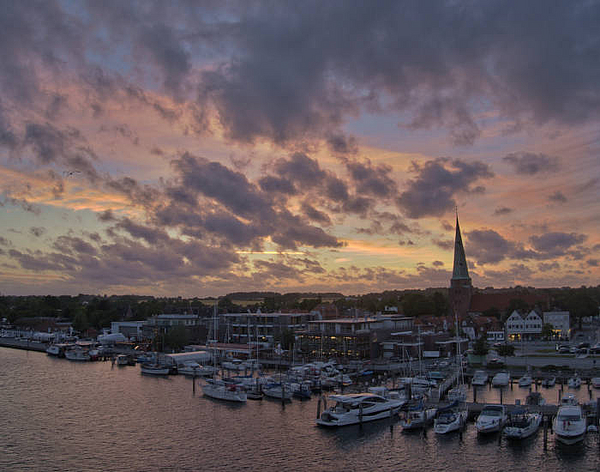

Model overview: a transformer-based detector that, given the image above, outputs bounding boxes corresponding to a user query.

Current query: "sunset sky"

[1,1,599,297]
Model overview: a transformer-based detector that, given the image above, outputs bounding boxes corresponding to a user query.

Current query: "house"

[542,311,570,339]
[504,309,543,340]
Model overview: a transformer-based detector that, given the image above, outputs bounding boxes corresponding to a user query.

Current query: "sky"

[1,0,599,297]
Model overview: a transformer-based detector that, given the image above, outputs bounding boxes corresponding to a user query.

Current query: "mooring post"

[359,403,364,425]
[500,388,503,405]
[543,416,548,450]
[473,384,477,403]
[316,395,322,419]
[193,372,196,395]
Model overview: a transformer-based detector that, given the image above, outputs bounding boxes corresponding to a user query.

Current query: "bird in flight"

[63,170,81,177]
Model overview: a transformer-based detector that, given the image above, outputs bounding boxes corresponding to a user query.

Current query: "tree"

[432,291,449,317]
[164,325,190,351]
[473,336,489,356]
[567,292,598,329]
[505,298,529,318]
[541,323,554,340]
[496,344,515,357]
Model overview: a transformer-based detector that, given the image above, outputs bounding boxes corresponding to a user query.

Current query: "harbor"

[2,345,600,471]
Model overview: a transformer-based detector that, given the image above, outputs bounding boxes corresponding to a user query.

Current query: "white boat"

[202,379,247,402]
[140,363,170,375]
[560,393,578,406]
[177,360,203,376]
[517,374,533,387]
[568,374,581,388]
[222,359,247,371]
[476,404,508,434]
[400,401,437,430]
[196,365,219,377]
[492,371,510,387]
[592,377,600,389]
[554,405,586,445]
[504,409,542,440]
[65,347,91,361]
[433,401,468,434]
[263,382,293,400]
[447,384,467,402]
[541,377,556,388]
[471,370,488,386]
[46,344,68,357]
[316,392,405,427]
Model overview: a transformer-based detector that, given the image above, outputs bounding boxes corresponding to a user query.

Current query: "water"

[1,347,599,472]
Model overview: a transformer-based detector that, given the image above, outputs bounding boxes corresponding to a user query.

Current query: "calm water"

[1,347,600,472]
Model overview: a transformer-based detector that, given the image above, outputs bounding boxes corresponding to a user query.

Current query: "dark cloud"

[528,232,587,257]
[587,259,599,267]
[301,202,332,226]
[343,158,397,199]
[466,229,515,264]
[432,260,444,267]
[29,227,46,237]
[397,158,494,218]
[548,191,567,204]
[538,262,560,272]
[503,152,560,175]
[494,207,513,216]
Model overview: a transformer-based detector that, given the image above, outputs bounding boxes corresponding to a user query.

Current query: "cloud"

[397,158,494,218]
[528,232,587,257]
[466,229,515,264]
[503,152,560,175]
[29,227,46,237]
[343,157,397,199]
[493,207,513,216]
[548,191,567,204]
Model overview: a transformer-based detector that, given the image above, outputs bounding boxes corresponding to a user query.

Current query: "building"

[543,311,570,339]
[505,310,543,340]
[297,315,414,360]
[449,215,472,318]
[110,321,145,340]
[220,311,318,346]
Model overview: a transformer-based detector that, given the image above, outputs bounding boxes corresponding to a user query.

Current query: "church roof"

[452,215,471,281]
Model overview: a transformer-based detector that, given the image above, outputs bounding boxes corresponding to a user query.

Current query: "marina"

[2,346,600,471]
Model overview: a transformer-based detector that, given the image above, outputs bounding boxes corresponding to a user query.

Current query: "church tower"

[449,214,472,318]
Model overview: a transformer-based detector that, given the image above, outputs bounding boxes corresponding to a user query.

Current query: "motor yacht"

[517,374,533,387]
[65,346,91,361]
[568,374,581,388]
[592,377,600,389]
[491,371,510,387]
[316,392,405,427]
[433,401,467,434]
[471,370,488,386]
[476,404,508,434]
[140,363,170,375]
[504,409,542,440]
[541,377,556,388]
[116,354,129,366]
[554,404,586,445]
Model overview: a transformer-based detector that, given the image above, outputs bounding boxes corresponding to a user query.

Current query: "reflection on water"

[1,347,599,472]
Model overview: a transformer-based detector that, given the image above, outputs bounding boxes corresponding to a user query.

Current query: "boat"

[517,374,533,387]
[525,391,546,406]
[177,360,204,376]
[222,358,248,371]
[560,393,578,406]
[446,311,467,402]
[447,384,467,402]
[475,404,508,434]
[116,354,129,366]
[433,401,468,434]
[471,370,488,386]
[492,371,510,387]
[400,401,437,431]
[568,374,581,388]
[140,363,170,375]
[541,377,556,388]
[202,378,247,402]
[263,382,293,400]
[554,404,586,445]
[592,377,600,389]
[65,346,91,361]
[291,381,312,400]
[316,392,405,427]
[46,343,69,358]
[504,409,542,440]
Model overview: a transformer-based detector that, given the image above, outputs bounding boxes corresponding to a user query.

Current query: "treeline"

[1,286,598,332]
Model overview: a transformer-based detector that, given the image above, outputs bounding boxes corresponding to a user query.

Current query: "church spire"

[452,213,471,282]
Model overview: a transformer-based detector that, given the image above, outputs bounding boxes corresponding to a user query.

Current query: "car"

[558,346,570,354]
[569,346,578,353]
[487,358,505,367]
[577,342,590,349]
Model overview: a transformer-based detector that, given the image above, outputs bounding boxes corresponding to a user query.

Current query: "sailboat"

[446,312,467,402]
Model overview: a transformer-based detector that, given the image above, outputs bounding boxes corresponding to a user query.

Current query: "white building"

[110,321,145,340]
[543,311,570,339]
[505,310,543,340]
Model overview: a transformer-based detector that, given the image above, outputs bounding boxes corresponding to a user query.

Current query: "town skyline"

[1,1,599,297]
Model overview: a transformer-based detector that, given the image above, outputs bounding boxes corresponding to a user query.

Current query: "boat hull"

[202,383,247,402]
